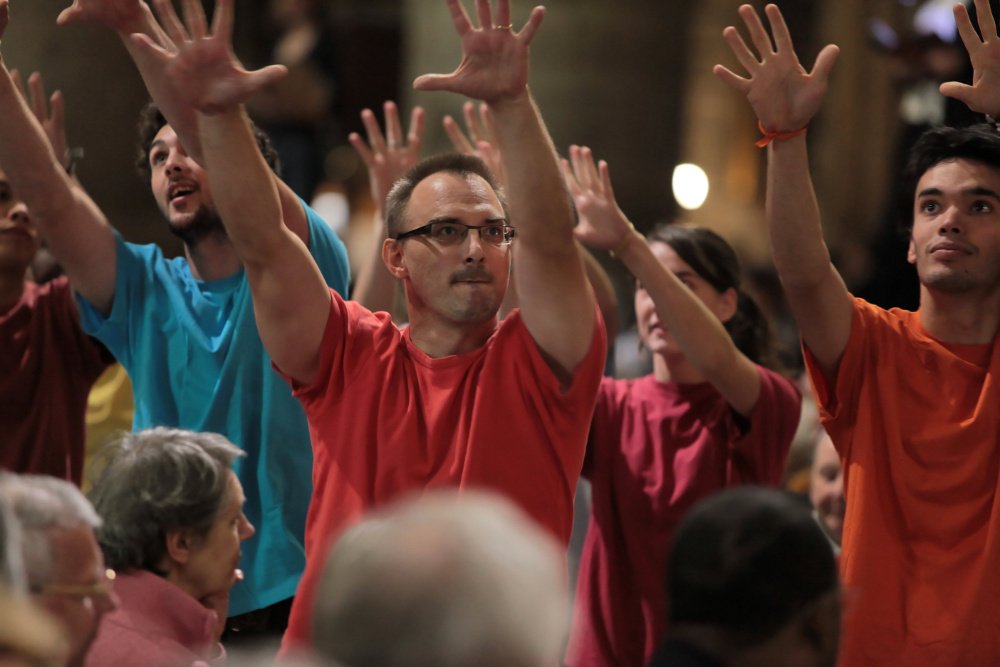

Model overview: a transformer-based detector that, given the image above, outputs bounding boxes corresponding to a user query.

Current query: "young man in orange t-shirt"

[716,2,1000,665]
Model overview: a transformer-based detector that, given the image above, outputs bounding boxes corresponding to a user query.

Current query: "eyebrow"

[917,186,1000,200]
[148,140,167,153]
[426,216,508,226]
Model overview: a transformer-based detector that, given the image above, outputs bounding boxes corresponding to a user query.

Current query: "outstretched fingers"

[406,106,425,148]
[516,6,544,45]
[211,0,234,44]
[446,0,473,36]
[738,4,775,61]
[954,3,983,54]
[809,43,840,81]
[721,25,761,75]
[974,0,998,41]
[181,0,209,39]
[764,3,796,54]
[712,64,752,94]
[474,0,493,29]
[151,0,188,46]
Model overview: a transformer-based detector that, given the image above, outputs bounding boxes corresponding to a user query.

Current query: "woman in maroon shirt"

[562,147,801,667]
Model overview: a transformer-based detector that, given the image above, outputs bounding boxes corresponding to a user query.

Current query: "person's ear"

[716,287,739,324]
[164,529,194,566]
[383,238,408,279]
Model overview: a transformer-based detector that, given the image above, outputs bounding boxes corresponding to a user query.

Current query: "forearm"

[765,136,835,290]
[198,107,284,262]
[618,230,742,378]
[490,91,575,252]
[351,210,397,313]
[0,64,79,225]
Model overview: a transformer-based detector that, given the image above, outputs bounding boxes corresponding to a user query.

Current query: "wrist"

[755,120,808,148]
[610,222,638,259]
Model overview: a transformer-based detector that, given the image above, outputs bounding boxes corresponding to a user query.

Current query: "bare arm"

[59,0,311,243]
[131,0,329,385]
[566,146,760,415]
[0,3,116,311]
[349,102,424,313]
[713,3,850,379]
[414,0,597,382]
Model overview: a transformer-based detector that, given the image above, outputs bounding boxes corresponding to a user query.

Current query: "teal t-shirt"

[76,203,350,616]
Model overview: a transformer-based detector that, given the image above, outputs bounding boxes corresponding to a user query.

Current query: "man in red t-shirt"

[130,0,606,653]
[716,3,1000,665]
[0,40,109,484]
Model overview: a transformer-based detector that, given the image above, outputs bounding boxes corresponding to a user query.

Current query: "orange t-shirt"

[803,297,1000,667]
[279,290,606,652]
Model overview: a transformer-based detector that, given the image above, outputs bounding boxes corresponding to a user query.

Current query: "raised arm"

[0,2,116,310]
[349,101,424,313]
[939,0,1000,118]
[59,0,312,243]
[130,0,330,385]
[713,3,850,379]
[566,147,761,415]
[414,0,598,381]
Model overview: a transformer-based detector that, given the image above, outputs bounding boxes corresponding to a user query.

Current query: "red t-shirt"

[805,297,1000,667]
[280,291,606,650]
[0,278,109,484]
[566,368,801,667]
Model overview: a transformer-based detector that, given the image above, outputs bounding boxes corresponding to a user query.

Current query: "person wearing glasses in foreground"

[716,2,1000,663]
[128,0,605,653]
[84,428,254,667]
[0,472,117,667]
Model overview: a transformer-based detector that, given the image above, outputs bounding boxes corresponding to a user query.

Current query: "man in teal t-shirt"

[73,105,350,629]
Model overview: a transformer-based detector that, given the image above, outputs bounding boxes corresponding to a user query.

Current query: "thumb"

[413,73,454,92]
[939,81,976,107]
[249,63,288,88]
[56,3,82,26]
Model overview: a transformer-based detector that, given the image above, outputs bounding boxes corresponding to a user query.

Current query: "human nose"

[462,228,487,262]
[239,514,255,541]
[3,201,29,225]
[164,148,186,175]
[937,206,963,234]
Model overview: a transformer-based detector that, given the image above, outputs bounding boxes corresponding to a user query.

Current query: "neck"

[0,268,26,314]
[652,351,706,385]
[183,235,243,282]
[407,308,498,358]
[918,285,1000,344]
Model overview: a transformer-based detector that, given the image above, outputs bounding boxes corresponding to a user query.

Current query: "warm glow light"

[672,163,709,210]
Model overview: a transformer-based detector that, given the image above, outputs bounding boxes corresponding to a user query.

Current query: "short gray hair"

[0,473,101,587]
[0,495,25,593]
[87,428,244,573]
[313,490,567,667]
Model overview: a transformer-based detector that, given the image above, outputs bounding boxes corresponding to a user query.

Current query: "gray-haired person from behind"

[312,489,568,667]
[0,472,114,667]
[84,428,255,667]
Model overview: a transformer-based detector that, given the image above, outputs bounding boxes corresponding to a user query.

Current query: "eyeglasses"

[31,568,116,603]
[394,221,516,247]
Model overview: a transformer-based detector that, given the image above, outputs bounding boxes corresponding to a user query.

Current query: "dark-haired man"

[651,487,840,667]
[0,0,350,633]
[129,0,605,652]
[716,2,1000,664]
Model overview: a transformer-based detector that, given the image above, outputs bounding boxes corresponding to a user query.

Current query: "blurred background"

[8,0,987,368]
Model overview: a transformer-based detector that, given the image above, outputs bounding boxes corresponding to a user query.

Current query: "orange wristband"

[755,120,807,148]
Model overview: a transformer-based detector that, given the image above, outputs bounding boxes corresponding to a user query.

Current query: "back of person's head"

[0,473,101,589]
[384,153,509,237]
[665,487,839,666]
[0,495,25,595]
[646,224,775,367]
[312,490,567,667]
[134,102,282,180]
[87,427,244,573]
[901,123,1000,230]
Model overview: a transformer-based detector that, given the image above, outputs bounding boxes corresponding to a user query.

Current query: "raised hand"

[713,3,838,133]
[413,0,544,104]
[443,101,505,186]
[940,0,1000,116]
[129,0,286,115]
[56,0,146,32]
[562,145,634,251]
[11,71,68,167]
[348,101,425,211]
